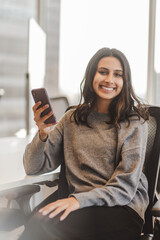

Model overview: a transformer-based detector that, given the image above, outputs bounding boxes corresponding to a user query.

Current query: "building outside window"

[0,0,60,137]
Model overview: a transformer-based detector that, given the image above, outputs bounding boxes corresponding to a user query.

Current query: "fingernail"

[60,216,64,221]
[40,211,47,216]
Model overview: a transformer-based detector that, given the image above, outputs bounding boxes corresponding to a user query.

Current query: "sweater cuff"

[34,131,48,145]
[70,191,104,209]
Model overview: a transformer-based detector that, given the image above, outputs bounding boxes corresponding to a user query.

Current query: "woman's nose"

[105,73,113,83]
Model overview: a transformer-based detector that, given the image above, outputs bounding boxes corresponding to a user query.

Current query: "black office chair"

[140,106,160,239]
[33,106,160,240]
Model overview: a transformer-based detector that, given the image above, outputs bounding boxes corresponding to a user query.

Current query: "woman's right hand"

[32,101,56,142]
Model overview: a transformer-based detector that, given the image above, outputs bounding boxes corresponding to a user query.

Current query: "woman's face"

[93,56,123,111]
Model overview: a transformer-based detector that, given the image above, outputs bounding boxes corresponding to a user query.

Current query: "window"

[0,0,60,137]
[59,0,149,105]
[0,0,37,137]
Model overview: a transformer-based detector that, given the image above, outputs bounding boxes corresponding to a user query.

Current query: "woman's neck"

[94,100,110,114]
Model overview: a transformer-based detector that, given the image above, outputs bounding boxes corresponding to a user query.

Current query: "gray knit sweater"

[23,109,149,220]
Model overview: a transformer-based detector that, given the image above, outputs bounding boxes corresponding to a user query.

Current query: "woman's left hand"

[39,197,80,221]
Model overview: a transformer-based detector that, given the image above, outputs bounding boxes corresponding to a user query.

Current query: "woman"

[19,48,149,240]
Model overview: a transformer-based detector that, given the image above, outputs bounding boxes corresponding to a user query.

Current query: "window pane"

[59,0,149,104]
[0,0,37,137]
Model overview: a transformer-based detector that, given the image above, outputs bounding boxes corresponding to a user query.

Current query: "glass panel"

[59,0,149,104]
[0,0,37,137]
[43,0,60,97]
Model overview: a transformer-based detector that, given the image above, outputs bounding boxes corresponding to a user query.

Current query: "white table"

[0,135,60,193]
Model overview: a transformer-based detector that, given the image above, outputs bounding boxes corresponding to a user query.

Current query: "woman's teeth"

[101,86,114,91]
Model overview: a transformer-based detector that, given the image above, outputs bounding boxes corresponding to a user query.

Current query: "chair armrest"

[36,179,59,187]
[0,184,40,200]
[0,185,40,230]
[1,185,40,216]
[151,199,160,217]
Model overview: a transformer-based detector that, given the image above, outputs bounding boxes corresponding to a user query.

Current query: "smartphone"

[31,88,56,124]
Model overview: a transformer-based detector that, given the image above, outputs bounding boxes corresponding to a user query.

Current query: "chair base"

[140,234,154,240]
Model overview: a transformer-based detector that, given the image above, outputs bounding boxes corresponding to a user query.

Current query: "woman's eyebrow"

[98,67,123,72]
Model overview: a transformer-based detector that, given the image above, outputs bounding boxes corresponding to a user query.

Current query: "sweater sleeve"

[23,120,64,175]
[71,119,148,208]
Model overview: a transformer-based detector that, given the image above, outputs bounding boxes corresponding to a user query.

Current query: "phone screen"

[31,88,56,124]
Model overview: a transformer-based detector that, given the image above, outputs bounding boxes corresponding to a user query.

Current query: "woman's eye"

[98,71,107,75]
[114,73,122,77]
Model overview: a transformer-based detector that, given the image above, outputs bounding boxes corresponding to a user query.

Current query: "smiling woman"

[19,47,149,240]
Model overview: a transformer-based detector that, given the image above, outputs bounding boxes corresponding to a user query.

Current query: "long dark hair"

[72,47,149,127]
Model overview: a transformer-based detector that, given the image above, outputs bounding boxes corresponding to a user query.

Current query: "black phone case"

[31,88,56,124]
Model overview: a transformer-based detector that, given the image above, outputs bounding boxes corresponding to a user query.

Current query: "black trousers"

[19,194,143,240]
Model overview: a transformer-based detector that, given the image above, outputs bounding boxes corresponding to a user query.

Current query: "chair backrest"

[50,96,69,121]
[142,106,160,234]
